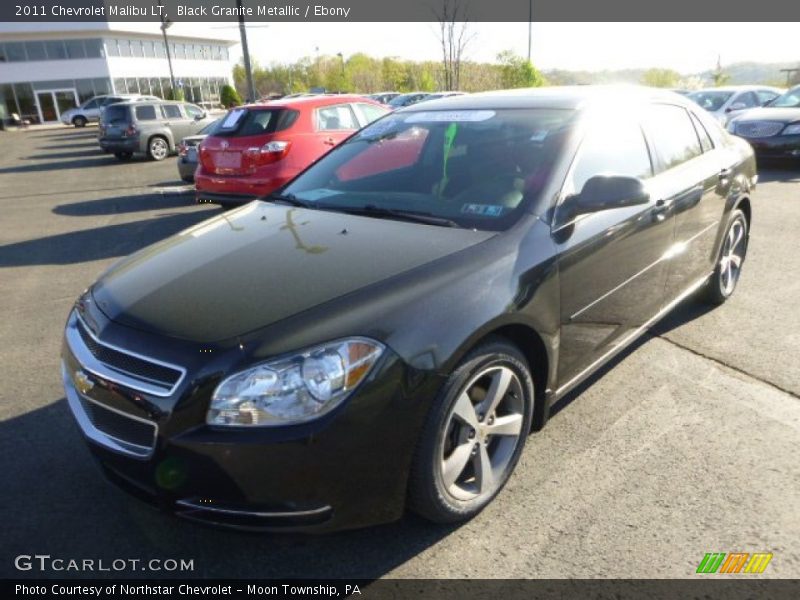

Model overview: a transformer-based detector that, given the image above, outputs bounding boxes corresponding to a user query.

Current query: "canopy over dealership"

[0,22,237,124]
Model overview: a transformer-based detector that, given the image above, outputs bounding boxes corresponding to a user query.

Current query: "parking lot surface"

[1,127,799,579]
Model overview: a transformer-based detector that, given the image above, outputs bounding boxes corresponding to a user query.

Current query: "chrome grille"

[79,394,157,457]
[734,121,784,138]
[66,312,186,397]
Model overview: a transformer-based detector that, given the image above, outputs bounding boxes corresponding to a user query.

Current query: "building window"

[93,78,112,95]
[155,41,166,58]
[143,40,155,58]
[64,40,86,59]
[44,40,67,60]
[5,42,26,61]
[85,39,104,58]
[118,39,132,58]
[105,38,119,57]
[13,83,37,124]
[25,41,47,61]
[113,78,128,94]
[76,79,95,103]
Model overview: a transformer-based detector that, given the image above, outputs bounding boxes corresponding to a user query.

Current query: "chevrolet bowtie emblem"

[73,370,94,395]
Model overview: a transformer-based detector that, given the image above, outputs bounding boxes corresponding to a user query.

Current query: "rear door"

[182,103,211,135]
[554,111,675,387]
[161,103,191,142]
[314,103,360,154]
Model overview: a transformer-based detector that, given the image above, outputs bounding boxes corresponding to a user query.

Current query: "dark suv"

[98,101,215,161]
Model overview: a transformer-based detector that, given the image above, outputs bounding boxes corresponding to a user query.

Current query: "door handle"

[718,168,731,181]
[323,137,336,146]
[652,199,671,220]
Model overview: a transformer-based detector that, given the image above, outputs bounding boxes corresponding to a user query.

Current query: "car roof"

[691,85,781,92]
[393,85,697,112]
[241,95,381,110]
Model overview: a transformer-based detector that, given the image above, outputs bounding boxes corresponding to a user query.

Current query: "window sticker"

[529,130,549,142]
[356,118,400,139]
[405,110,496,124]
[221,108,246,128]
[461,204,505,217]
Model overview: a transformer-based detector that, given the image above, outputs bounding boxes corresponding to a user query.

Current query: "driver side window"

[566,118,653,198]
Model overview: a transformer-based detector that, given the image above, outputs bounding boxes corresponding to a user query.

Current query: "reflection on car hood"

[733,107,800,124]
[92,202,493,342]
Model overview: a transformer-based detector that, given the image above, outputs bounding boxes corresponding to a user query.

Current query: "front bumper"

[177,158,198,181]
[742,134,800,159]
[61,309,442,532]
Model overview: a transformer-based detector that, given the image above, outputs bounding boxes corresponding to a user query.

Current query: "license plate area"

[214,151,242,170]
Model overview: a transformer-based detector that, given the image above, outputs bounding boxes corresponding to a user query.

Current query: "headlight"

[782,123,800,135]
[207,338,384,427]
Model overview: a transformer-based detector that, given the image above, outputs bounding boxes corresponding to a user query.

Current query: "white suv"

[60,94,160,127]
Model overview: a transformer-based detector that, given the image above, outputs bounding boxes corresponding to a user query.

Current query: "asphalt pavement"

[1,127,798,579]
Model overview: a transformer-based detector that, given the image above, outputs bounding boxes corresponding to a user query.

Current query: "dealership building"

[0,22,238,124]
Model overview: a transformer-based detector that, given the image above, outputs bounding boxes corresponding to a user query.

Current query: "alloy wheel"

[150,138,168,160]
[719,218,746,296]
[438,365,525,502]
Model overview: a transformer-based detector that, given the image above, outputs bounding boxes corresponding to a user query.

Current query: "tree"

[712,56,730,86]
[641,68,681,88]
[433,0,475,90]
[497,51,545,89]
[220,84,242,108]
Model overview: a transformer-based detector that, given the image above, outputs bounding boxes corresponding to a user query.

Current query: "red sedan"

[195,95,389,206]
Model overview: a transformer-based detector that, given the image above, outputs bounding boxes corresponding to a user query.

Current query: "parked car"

[726,84,800,161]
[60,94,160,128]
[387,92,430,109]
[177,118,222,182]
[197,101,227,114]
[687,85,783,125]
[367,92,400,105]
[98,101,215,161]
[195,95,389,206]
[62,86,755,532]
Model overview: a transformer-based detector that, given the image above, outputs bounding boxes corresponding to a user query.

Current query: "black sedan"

[61,87,756,532]
[727,84,800,161]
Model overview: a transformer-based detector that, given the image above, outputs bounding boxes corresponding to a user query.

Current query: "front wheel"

[147,136,169,161]
[702,208,748,305]
[72,116,87,128]
[408,338,534,524]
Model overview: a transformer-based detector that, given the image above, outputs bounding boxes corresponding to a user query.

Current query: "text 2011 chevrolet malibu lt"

[62,87,756,531]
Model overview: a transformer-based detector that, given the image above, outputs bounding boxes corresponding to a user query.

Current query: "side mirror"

[564,175,650,217]
[196,111,207,120]
[727,102,747,112]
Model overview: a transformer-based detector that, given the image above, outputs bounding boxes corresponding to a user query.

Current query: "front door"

[553,113,675,390]
[35,89,78,123]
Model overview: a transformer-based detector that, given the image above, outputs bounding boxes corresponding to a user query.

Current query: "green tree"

[641,68,682,88]
[220,84,242,108]
[497,51,546,89]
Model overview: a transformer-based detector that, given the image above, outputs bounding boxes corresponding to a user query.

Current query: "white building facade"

[0,23,238,124]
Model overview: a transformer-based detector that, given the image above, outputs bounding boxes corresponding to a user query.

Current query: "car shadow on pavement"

[53,192,198,217]
[24,149,105,160]
[1,399,459,580]
[0,207,218,267]
[31,130,97,140]
[550,295,714,419]
[0,155,142,174]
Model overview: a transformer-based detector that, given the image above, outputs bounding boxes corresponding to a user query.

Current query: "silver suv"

[60,94,159,128]
[98,101,215,161]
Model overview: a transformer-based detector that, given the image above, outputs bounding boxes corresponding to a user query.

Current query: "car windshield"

[768,86,800,108]
[279,108,575,231]
[688,91,734,112]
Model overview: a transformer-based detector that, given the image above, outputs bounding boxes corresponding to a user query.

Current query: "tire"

[72,116,87,128]
[181,175,194,183]
[114,151,133,161]
[408,337,534,524]
[147,136,170,161]
[702,208,748,305]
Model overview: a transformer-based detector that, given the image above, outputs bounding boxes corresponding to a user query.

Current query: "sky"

[221,22,799,74]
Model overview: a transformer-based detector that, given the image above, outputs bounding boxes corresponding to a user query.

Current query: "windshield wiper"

[341,205,459,228]
[265,192,309,208]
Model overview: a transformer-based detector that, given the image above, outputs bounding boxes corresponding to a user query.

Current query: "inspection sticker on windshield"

[221,109,246,128]
[461,204,504,217]
[405,110,495,123]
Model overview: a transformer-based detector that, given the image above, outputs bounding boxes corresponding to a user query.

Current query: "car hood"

[732,107,800,123]
[92,202,493,342]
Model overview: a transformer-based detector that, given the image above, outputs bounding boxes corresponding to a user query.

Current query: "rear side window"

[566,118,653,197]
[214,108,298,137]
[690,112,714,153]
[135,105,157,121]
[103,104,128,123]
[103,97,123,106]
[642,105,702,172]
[735,91,759,109]
[756,90,779,105]
[183,103,203,118]
[317,105,359,130]
[355,103,388,125]
[162,104,181,119]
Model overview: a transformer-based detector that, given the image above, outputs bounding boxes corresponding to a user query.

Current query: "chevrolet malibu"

[62,87,755,532]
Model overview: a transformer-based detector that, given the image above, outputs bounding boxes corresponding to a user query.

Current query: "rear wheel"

[408,338,534,523]
[147,136,169,161]
[702,208,748,305]
[114,151,133,161]
[72,116,87,128]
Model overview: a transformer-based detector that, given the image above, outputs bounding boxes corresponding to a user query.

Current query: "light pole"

[336,52,345,92]
[237,0,257,102]
[527,0,532,63]
[158,0,176,96]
